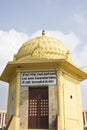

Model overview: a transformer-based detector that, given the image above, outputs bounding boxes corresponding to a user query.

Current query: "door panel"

[28,87,48,129]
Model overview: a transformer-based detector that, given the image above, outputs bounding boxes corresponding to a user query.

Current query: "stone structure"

[0,30,87,130]
[83,110,87,129]
[0,110,6,129]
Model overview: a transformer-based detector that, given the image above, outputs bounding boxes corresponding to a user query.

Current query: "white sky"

[0,0,87,110]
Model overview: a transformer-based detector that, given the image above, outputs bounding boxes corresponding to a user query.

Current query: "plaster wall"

[64,75,83,130]
[8,76,17,120]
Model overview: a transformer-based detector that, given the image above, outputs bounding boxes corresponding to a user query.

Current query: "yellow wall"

[6,68,84,130]
[7,75,17,123]
[63,74,83,130]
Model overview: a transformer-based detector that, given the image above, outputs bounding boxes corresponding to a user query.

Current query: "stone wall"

[49,86,57,129]
[20,87,28,128]
[19,86,57,129]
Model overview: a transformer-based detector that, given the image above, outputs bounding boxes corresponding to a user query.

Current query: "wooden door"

[28,87,48,129]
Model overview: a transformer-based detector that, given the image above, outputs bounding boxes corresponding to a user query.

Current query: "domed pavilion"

[0,30,87,130]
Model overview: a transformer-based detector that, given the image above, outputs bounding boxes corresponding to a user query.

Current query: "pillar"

[14,71,20,117]
[6,84,11,124]
[57,70,64,130]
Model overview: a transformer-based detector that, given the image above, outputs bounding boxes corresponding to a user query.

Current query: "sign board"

[20,71,56,87]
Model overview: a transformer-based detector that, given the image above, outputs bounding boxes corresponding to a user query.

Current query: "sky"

[0,0,87,110]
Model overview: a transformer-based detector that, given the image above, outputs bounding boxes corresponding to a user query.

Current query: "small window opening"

[70,95,72,99]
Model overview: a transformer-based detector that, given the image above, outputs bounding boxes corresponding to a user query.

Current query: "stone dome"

[14,30,73,62]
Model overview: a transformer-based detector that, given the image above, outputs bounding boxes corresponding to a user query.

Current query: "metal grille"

[40,99,48,116]
[29,99,37,116]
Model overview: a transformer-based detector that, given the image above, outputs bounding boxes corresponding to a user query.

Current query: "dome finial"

[42,30,45,36]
